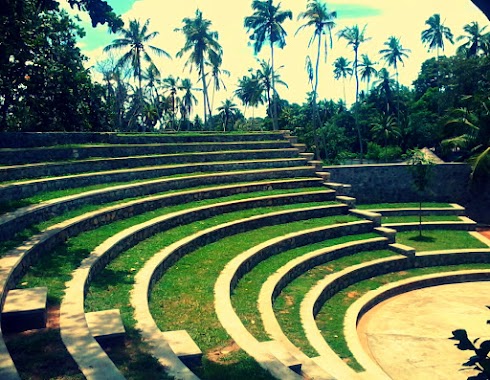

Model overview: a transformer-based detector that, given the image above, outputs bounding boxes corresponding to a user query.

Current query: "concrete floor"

[357,281,490,380]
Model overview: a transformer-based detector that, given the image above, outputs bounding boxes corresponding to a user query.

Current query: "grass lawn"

[381,215,461,223]
[148,214,358,379]
[395,230,488,251]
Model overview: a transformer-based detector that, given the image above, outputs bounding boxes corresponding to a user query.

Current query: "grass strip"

[356,202,452,210]
[382,215,461,223]
[395,230,488,251]
[148,215,358,379]
[316,262,490,371]
[232,233,381,341]
[0,185,327,258]
[14,200,333,380]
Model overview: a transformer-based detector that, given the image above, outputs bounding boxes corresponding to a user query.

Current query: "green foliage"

[365,142,402,163]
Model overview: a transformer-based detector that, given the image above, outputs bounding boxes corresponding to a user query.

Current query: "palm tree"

[235,74,265,116]
[206,50,230,112]
[104,19,171,100]
[337,24,370,161]
[255,60,288,120]
[456,21,489,57]
[421,14,454,57]
[358,54,377,93]
[296,0,336,158]
[374,68,396,113]
[379,36,411,122]
[244,0,292,130]
[175,9,222,126]
[371,113,401,147]
[333,57,353,104]
[142,63,163,126]
[179,78,199,130]
[161,75,180,129]
[217,99,240,131]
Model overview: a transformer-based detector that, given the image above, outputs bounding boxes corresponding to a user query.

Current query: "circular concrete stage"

[358,281,490,380]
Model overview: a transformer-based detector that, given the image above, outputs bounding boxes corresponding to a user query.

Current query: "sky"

[64,0,489,118]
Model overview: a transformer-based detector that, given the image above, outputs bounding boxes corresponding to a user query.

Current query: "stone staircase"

[0,131,487,380]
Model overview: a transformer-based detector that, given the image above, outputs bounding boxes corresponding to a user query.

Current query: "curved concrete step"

[64,205,342,380]
[0,167,320,241]
[0,148,302,182]
[0,141,293,165]
[382,217,477,231]
[0,158,311,201]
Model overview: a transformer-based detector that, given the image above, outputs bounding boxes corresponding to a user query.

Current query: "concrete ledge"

[336,196,356,207]
[292,144,306,153]
[315,171,331,181]
[86,309,125,345]
[363,203,466,217]
[325,182,351,196]
[388,243,416,257]
[0,166,319,241]
[349,210,381,227]
[374,227,397,243]
[300,249,490,380]
[259,341,302,373]
[161,330,203,367]
[299,153,314,161]
[345,270,490,379]
[2,287,47,333]
[383,219,477,232]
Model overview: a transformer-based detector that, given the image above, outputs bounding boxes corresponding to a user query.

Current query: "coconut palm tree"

[371,113,401,147]
[104,19,171,100]
[179,78,199,130]
[206,50,230,112]
[161,75,180,129]
[244,0,292,130]
[296,0,336,158]
[358,54,377,93]
[333,56,352,104]
[254,59,288,121]
[175,9,222,126]
[374,68,396,113]
[337,24,370,161]
[421,14,454,57]
[235,74,265,116]
[217,99,240,131]
[456,21,489,57]
[379,36,411,122]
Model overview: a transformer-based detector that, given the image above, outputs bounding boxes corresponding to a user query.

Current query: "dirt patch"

[284,294,294,306]
[346,291,360,299]
[207,340,241,364]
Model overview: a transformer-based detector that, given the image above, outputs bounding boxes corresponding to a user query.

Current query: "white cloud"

[80,0,489,117]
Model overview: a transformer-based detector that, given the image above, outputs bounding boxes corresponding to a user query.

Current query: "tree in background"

[176,9,222,126]
[421,14,454,57]
[358,54,378,93]
[217,99,240,131]
[206,50,230,113]
[244,0,292,131]
[333,57,353,104]
[456,21,489,57]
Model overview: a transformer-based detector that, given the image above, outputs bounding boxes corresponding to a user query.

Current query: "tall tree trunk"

[354,48,363,163]
[200,58,209,127]
[310,35,322,160]
[396,67,400,124]
[270,40,279,131]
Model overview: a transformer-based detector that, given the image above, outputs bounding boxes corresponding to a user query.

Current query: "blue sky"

[67,0,490,116]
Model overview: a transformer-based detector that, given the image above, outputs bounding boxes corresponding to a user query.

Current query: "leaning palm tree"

[206,50,230,112]
[337,24,370,161]
[358,54,377,93]
[456,21,489,57]
[244,0,292,130]
[421,14,454,57]
[217,99,240,131]
[175,9,222,126]
[104,19,171,100]
[333,56,353,104]
[379,36,411,122]
[296,0,336,158]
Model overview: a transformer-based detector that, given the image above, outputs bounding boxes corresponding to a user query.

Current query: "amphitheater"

[0,131,489,380]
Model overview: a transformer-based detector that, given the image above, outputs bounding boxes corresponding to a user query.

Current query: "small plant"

[450,324,490,379]
[405,149,435,237]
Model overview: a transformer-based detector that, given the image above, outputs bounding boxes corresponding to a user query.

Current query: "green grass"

[382,215,461,223]
[356,202,452,210]
[148,214,358,379]
[232,233,381,341]
[14,197,333,379]
[395,230,488,251]
[316,262,490,371]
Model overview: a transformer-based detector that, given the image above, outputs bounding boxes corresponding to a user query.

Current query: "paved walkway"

[357,281,490,380]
